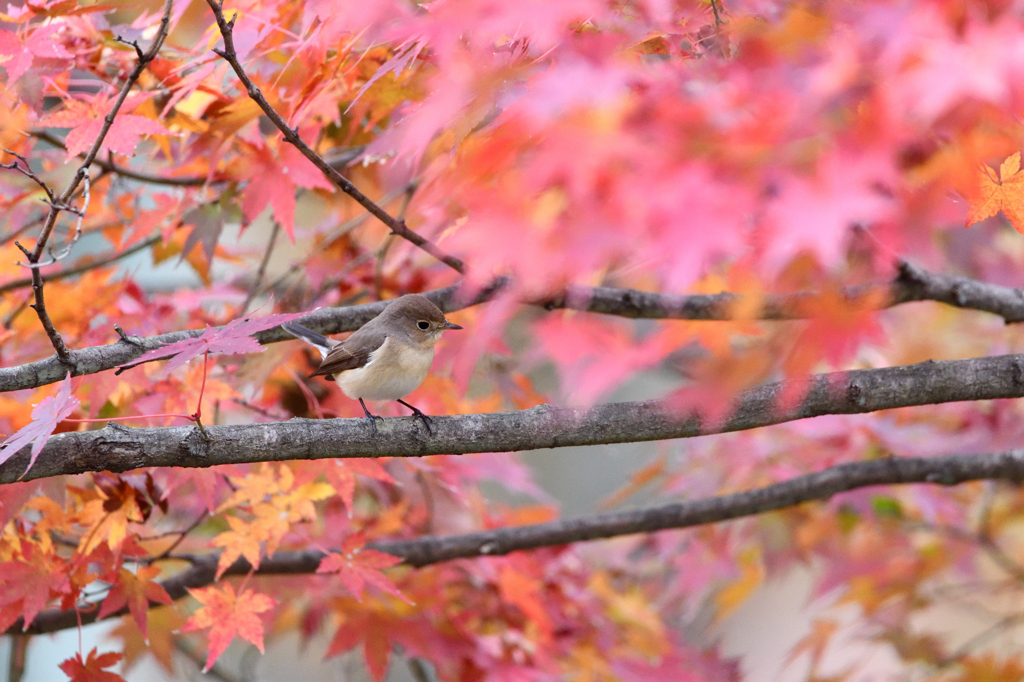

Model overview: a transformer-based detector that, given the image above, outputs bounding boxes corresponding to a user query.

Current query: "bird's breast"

[334,337,434,401]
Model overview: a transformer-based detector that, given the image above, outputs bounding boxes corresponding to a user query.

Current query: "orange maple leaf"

[97,566,173,639]
[58,648,125,682]
[211,516,264,578]
[965,151,1024,232]
[180,583,275,671]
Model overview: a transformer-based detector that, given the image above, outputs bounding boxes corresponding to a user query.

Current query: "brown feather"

[310,324,387,377]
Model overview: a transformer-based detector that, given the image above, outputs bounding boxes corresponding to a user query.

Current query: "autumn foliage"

[5,0,1024,680]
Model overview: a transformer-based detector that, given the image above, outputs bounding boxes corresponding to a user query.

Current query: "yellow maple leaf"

[966,152,1024,233]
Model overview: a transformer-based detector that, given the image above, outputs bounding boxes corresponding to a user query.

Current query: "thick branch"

[2,265,1024,392]
[203,0,466,273]
[13,449,1024,635]
[4,352,1024,483]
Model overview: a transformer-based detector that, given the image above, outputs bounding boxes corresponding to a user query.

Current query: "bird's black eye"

[417,320,430,330]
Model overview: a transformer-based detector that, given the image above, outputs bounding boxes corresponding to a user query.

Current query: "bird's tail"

[281,322,334,360]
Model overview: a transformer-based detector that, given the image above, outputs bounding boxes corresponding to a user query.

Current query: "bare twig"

[14,448,1024,635]
[939,613,1024,666]
[1,150,56,201]
[240,222,280,313]
[204,0,465,273]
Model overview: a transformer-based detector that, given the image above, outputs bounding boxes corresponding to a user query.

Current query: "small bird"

[282,294,462,435]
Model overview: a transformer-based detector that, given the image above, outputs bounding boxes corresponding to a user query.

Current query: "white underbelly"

[335,338,433,401]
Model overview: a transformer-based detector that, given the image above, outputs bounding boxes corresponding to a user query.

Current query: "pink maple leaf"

[0,24,72,85]
[0,373,80,473]
[133,312,308,373]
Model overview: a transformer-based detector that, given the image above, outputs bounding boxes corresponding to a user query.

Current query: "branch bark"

[4,352,1024,484]
[12,449,1024,635]
[1,263,1023,393]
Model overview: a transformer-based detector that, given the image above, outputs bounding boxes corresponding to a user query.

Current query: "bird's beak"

[443,321,463,330]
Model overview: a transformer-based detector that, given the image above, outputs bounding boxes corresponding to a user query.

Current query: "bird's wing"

[311,325,387,377]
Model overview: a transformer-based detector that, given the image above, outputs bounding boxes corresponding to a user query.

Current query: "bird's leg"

[359,398,382,436]
[396,399,433,435]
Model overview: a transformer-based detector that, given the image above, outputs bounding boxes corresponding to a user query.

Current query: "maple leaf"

[0,24,72,85]
[180,583,275,671]
[239,140,334,240]
[0,540,70,632]
[40,93,167,161]
[132,312,307,374]
[211,516,263,578]
[965,152,1024,232]
[316,533,405,601]
[74,478,149,555]
[97,566,173,639]
[0,372,79,473]
[58,648,125,682]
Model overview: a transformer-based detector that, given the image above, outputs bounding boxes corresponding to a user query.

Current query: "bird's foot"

[359,399,383,436]
[397,399,433,435]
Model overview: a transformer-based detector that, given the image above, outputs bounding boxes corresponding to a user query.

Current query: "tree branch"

[1,264,1024,392]
[203,0,466,273]
[13,0,174,364]
[12,448,1024,635]
[4,352,1024,483]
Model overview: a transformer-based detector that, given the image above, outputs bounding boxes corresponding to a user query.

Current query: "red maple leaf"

[317,534,405,602]
[0,372,80,473]
[239,140,334,240]
[58,648,125,682]
[180,583,275,671]
[133,312,307,373]
[97,566,173,639]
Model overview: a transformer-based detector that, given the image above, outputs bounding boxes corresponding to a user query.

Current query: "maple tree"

[6,0,1024,680]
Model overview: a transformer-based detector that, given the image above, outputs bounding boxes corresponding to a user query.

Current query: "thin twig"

[373,183,415,300]
[204,0,465,273]
[938,613,1024,666]
[151,511,210,562]
[231,397,288,421]
[240,222,280,313]
[1,149,56,201]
